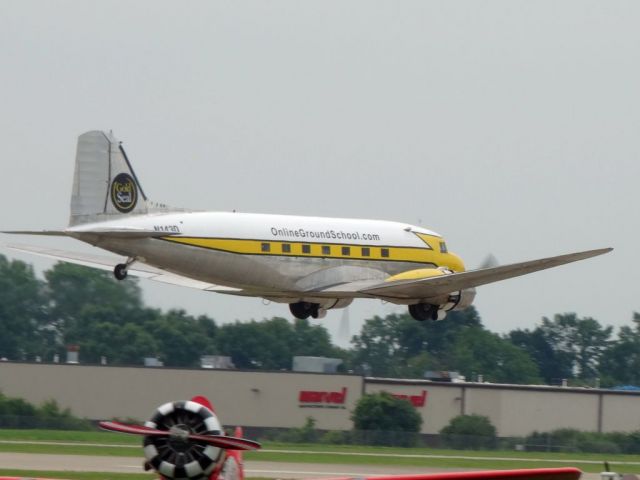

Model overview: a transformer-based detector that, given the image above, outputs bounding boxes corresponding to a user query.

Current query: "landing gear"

[289,302,325,319]
[408,303,439,322]
[114,263,128,280]
[113,257,136,281]
[290,302,312,319]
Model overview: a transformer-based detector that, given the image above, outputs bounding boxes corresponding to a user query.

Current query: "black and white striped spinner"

[143,400,223,480]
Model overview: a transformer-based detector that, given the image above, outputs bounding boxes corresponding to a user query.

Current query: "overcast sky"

[1,1,638,346]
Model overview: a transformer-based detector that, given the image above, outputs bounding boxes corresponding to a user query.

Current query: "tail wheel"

[114,263,128,280]
[143,401,223,480]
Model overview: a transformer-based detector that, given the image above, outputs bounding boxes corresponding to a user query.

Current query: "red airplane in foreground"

[0,395,583,480]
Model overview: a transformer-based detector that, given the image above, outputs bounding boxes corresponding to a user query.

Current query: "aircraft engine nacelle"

[144,400,224,480]
[319,298,353,310]
[443,287,476,312]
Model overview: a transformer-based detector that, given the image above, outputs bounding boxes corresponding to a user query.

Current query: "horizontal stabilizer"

[1,230,69,236]
[2,243,240,293]
[3,228,179,238]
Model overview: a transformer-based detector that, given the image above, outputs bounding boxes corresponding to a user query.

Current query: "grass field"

[0,429,638,475]
[0,469,153,480]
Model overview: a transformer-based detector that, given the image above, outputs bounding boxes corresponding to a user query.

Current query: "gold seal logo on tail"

[110,173,138,213]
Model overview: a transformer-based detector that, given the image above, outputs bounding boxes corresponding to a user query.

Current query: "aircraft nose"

[447,252,466,272]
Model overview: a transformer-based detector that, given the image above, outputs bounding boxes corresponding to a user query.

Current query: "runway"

[0,453,451,477]
[0,453,601,480]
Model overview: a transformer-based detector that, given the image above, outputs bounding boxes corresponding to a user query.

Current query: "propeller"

[99,420,261,450]
[478,253,499,269]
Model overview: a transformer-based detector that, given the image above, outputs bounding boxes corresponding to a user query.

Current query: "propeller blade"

[99,421,169,437]
[478,253,499,269]
[99,421,261,450]
[188,433,261,450]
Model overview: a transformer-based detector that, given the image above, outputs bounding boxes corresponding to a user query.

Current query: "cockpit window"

[439,242,448,254]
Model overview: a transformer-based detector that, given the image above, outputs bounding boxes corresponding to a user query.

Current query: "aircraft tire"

[114,263,128,280]
[408,303,436,321]
[289,302,311,319]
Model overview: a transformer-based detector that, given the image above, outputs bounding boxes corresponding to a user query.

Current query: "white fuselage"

[68,211,464,300]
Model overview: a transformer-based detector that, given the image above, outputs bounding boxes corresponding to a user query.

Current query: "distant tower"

[338,307,350,346]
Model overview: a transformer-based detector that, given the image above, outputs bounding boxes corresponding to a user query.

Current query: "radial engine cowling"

[444,287,476,312]
[144,400,223,480]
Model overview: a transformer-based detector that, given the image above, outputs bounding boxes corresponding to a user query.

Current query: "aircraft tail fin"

[69,131,153,226]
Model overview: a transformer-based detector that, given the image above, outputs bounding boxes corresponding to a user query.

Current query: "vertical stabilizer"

[70,131,149,225]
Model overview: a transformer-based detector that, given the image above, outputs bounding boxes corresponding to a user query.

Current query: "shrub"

[440,414,497,450]
[321,430,351,444]
[352,392,422,432]
[0,392,91,430]
[274,417,320,443]
[524,429,639,454]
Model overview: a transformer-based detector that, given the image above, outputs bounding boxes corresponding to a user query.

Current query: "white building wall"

[2,362,640,436]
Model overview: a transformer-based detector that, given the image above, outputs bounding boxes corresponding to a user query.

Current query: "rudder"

[70,130,149,225]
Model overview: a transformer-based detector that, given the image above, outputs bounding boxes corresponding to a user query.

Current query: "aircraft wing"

[1,242,612,302]
[0,467,582,480]
[358,248,612,300]
[2,243,240,293]
[323,468,582,480]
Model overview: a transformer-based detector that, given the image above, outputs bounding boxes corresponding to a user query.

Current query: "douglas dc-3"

[3,131,611,321]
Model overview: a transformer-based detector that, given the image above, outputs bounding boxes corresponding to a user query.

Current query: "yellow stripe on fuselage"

[161,235,465,271]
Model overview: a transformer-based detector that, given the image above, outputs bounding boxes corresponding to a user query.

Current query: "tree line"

[1,255,637,388]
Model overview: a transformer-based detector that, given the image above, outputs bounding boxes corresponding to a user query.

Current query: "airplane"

[98,396,583,480]
[100,395,260,480]
[2,130,612,322]
[0,394,585,480]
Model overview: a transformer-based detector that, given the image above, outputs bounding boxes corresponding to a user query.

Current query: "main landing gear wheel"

[289,302,321,320]
[408,303,439,322]
[114,263,128,280]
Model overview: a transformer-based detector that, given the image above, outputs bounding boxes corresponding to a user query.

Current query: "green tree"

[509,327,573,383]
[599,313,640,387]
[78,321,161,365]
[448,327,541,384]
[217,317,339,370]
[0,255,48,360]
[351,392,422,446]
[152,309,217,367]
[513,314,612,383]
[440,414,497,449]
[45,263,143,347]
[351,309,483,378]
[421,307,483,358]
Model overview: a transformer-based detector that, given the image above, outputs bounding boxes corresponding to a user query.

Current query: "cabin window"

[261,242,271,252]
[302,244,311,254]
[440,242,448,254]
[361,247,370,257]
[381,248,390,258]
[322,245,331,255]
[282,243,291,253]
[342,246,351,256]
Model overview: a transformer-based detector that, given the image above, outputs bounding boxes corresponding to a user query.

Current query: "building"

[1,361,639,436]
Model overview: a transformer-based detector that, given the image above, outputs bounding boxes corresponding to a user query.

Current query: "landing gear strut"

[113,258,136,281]
[408,303,439,322]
